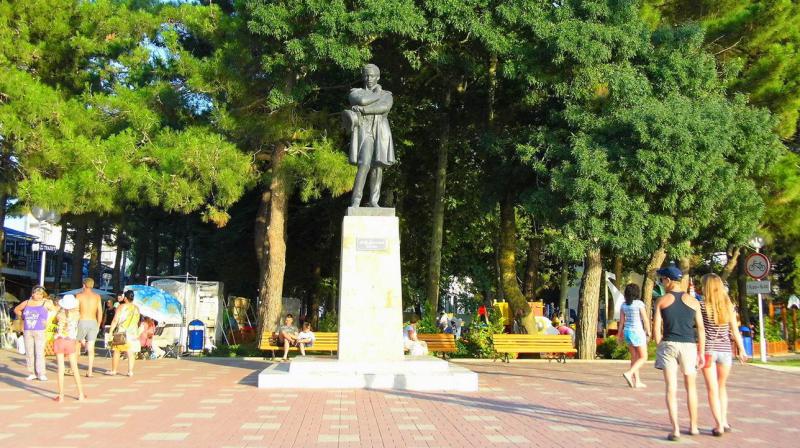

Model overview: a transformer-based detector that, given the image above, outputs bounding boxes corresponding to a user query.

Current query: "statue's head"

[362,64,380,89]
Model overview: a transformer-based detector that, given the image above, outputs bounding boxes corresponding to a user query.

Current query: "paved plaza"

[1,350,798,447]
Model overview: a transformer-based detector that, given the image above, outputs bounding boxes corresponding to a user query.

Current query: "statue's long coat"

[347,87,395,167]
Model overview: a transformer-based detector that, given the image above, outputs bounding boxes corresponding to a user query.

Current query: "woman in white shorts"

[699,274,748,435]
[619,284,650,388]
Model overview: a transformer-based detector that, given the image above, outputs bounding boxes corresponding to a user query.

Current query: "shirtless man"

[75,278,103,377]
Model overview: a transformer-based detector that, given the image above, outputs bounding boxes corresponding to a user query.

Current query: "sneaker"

[26,374,36,381]
[38,375,48,381]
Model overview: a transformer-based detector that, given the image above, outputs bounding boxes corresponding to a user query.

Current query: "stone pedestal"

[337,208,404,362]
[257,207,477,391]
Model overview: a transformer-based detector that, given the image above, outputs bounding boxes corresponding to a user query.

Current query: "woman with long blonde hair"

[700,273,748,436]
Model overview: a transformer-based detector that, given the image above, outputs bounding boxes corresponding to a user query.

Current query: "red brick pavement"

[1,349,798,447]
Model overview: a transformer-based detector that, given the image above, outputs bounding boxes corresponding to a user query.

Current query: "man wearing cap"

[653,265,705,441]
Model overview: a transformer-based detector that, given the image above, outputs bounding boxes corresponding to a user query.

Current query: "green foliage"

[317,312,338,333]
[596,336,629,359]
[753,319,785,343]
[642,0,800,139]
[596,336,658,359]
[209,343,265,358]
[455,309,505,359]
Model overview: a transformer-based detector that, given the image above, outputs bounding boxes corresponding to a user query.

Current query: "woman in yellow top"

[108,290,142,376]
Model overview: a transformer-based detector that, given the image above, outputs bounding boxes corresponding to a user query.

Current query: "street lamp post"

[31,206,60,288]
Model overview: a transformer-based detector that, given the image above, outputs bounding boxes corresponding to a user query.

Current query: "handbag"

[112,332,127,346]
[12,318,23,333]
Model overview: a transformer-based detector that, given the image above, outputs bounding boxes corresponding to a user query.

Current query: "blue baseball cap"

[656,265,683,281]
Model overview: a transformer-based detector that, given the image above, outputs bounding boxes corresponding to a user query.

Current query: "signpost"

[746,240,770,362]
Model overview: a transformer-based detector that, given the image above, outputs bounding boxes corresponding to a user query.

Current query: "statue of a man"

[342,64,394,207]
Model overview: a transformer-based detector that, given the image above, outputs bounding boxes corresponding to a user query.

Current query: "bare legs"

[86,341,95,377]
[702,362,724,433]
[299,342,307,356]
[56,352,85,402]
[126,350,135,376]
[624,344,648,387]
[684,373,699,434]
[282,339,290,360]
[110,349,135,375]
[110,349,120,375]
[717,364,732,429]
[663,367,680,438]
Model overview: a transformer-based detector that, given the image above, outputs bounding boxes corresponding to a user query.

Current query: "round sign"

[745,253,771,280]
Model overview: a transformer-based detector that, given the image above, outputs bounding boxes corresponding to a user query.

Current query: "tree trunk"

[151,221,160,275]
[257,143,290,338]
[53,223,68,293]
[166,237,176,275]
[523,236,542,301]
[0,192,7,283]
[642,246,667,312]
[559,263,571,322]
[88,221,104,283]
[135,235,149,281]
[613,255,624,289]
[498,193,536,334]
[112,228,124,291]
[721,246,740,281]
[309,261,322,328]
[70,218,89,288]
[736,250,751,325]
[425,91,452,315]
[576,248,602,359]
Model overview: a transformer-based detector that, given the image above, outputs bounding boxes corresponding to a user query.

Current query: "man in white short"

[653,265,705,442]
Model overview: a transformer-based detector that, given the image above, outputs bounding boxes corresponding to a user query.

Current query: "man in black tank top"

[652,265,706,441]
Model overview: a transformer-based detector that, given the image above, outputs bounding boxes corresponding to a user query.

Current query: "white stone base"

[258,356,478,391]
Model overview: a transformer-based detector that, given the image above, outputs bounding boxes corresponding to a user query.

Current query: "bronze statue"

[342,64,394,207]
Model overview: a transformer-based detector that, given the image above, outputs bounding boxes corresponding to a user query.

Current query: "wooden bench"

[491,334,576,363]
[418,333,458,359]
[259,331,339,360]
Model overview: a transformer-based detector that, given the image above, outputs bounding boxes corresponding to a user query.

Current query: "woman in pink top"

[53,294,86,402]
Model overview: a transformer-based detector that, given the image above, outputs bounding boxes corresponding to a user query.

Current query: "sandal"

[105,371,117,376]
[667,433,680,442]
[712,428,723,437]
[53,396,64,403]
[688,429,700,436]
[622,372,634,388]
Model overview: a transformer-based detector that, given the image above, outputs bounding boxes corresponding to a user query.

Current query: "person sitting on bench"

[277,314,299,361]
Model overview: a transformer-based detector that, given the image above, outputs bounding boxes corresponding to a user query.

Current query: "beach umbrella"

[58,288,114,298]
[123,285,183,324]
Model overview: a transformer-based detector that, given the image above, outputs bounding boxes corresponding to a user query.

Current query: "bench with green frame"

[491,334,576,363]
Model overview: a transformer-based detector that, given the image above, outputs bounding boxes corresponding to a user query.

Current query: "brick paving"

[1,349,798,447]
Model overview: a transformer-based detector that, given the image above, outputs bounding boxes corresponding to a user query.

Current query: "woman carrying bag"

[13,286,56,381]
[107,290,142,376]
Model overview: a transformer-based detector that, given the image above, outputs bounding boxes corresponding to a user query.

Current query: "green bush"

[317,312,338,332]
[452,309,505,359]
[597,336,630,359]
[754,319,785,342]
[209,343,265,357]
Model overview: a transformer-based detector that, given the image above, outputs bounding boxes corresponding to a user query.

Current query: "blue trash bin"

[188,320,205,352]
[740,325,753,357]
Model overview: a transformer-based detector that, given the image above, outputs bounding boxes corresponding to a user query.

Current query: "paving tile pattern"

[1,350,797,447]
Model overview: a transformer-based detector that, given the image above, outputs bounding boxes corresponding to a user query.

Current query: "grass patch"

[750,358,800,367]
